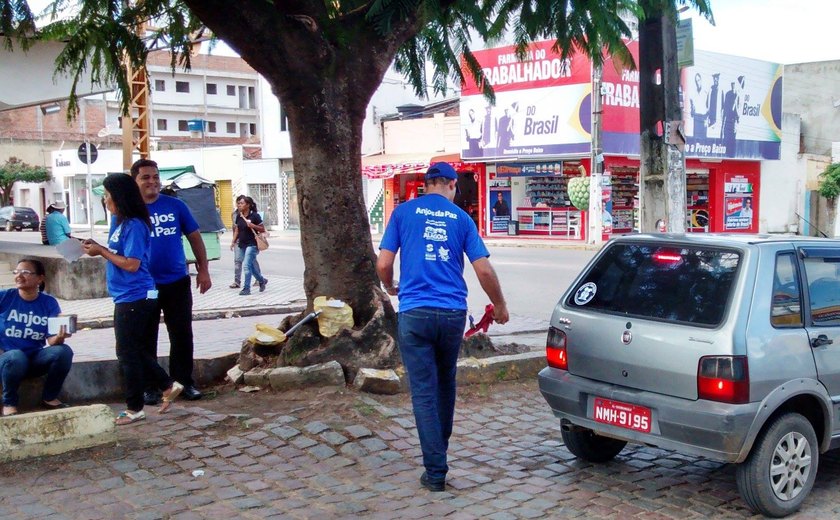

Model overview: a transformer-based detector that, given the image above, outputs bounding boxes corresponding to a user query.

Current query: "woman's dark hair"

[245,196,258,213]
[18,258,46,292]
[103,173,152,229]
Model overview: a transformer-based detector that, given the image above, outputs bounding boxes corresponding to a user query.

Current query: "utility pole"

[638,2,686,233]
[588,63,604,244]
[121,2,151,171]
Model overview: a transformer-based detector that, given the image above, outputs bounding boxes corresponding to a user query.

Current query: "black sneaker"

[259,279,268,292]
[182,386,203,401]
[239,289,251,296]
[144,390,162,406]
[420,472,445,492]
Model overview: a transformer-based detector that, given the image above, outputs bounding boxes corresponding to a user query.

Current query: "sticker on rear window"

[574,282,597,305]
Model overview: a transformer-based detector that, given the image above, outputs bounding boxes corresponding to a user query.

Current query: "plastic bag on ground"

[247,323,287,345]
[313,296,354,337]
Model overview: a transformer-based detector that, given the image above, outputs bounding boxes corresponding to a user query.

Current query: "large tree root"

[279,291,398,381]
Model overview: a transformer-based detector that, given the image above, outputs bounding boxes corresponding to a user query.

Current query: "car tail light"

[653,249,683,264]
[697,356,749,404]
[546,326,568,370]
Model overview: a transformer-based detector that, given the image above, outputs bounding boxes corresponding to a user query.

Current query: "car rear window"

[567,243,741,326]
[14,207,36,215]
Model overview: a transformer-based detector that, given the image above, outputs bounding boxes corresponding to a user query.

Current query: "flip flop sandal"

[159,382,184,414]
[115,410,146,425]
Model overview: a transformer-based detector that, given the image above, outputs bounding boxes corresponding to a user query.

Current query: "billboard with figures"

[460,41,782,162]
[460,41,593,161]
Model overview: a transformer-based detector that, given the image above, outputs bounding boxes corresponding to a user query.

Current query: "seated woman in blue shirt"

[0,258,73,416]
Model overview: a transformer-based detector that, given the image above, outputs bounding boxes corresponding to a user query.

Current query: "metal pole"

[81,112,94,238]
[588,63,604,245]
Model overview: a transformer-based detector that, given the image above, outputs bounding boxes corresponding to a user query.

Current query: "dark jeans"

[398,307,467,483]
[115,298,172,411]
[154,276,195,387]
[0,345,74,406]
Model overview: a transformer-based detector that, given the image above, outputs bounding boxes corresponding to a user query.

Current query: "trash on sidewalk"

[238,386,261,393]
[191,470,205,477]
[247,311,322,346]
[314,296,353,337]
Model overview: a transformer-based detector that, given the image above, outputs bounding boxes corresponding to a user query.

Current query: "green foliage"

[0,157,51,207]
[1,0,713,117]
[818,163,840,202]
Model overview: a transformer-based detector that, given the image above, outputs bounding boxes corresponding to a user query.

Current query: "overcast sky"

[27,0,840,65]
[688,0,840,64]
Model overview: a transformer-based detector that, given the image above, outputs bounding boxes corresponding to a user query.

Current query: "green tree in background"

[0,157,51,207]
[818,162,840,237]
[1,0,710,372]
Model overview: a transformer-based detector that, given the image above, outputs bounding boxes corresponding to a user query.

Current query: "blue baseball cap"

[425,162,458,181]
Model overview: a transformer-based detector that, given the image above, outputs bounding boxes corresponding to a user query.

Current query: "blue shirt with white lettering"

[379,193,489,312]
[106,217,157,304]
[146,194,199,284]
[0,289,61,355]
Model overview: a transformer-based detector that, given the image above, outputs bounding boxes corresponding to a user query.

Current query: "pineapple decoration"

[567,165,590,211]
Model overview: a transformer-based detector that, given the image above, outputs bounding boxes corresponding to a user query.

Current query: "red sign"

[461,40,590,96]
[600,40,640,136]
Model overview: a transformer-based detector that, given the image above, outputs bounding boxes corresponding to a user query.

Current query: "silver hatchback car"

[539,234,840,517]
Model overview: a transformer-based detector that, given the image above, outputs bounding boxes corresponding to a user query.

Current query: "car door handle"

[811,334,834,348]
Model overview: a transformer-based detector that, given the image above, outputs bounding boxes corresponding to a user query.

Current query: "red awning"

[362,153,433,179]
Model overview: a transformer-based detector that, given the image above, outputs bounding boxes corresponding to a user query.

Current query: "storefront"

[487,160,588,239]
[363,154,485,230]
[460,40,781,239]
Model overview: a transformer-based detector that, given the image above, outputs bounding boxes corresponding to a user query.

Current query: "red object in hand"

[465,304,495,338]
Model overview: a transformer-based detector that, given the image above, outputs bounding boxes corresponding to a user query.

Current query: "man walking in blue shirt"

[131,159,211,402]
[377,162,509,492]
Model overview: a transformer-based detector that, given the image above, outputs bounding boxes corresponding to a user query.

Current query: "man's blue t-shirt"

[146,194,200,284]
[379,193,489,312]
[45,211,72,245]
[0,289,61,355]
[106,217,157,303]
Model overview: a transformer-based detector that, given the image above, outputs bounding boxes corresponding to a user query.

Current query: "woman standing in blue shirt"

[83,173,182,425]
[0,259,73,416]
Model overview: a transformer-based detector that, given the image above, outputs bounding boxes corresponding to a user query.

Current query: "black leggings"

[114,298,172,411]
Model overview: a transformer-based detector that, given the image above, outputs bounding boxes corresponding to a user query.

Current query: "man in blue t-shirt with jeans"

[131,159,211,403]
[377,162,509,493]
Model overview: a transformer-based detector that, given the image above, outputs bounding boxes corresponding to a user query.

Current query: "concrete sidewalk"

[60,274,308,327]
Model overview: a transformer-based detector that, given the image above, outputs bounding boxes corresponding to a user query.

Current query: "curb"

[0,404,116,462]
[77,303,307,330]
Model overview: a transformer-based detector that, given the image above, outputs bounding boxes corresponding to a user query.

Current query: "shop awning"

[430,153,469,171]
[361,153,435,179]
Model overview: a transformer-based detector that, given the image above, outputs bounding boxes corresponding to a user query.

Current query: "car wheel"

[561,427,627,463]
[736,413,818,518]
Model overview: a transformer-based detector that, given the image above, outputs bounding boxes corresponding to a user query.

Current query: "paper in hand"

[56,238,84,262]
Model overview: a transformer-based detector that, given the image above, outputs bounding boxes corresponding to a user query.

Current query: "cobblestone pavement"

[3,380,840,519]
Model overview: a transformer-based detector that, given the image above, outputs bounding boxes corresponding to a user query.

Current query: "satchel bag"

[252,227,269,251]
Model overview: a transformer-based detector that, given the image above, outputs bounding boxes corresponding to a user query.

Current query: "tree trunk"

[183,1,423,372]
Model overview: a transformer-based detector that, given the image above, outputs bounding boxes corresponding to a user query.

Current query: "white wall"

[258,76,292,159]
[759,113,804,234]
[243,158,280,183]
[259,66,446,160]
[383,114,461,155]
[154,145,244,183]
